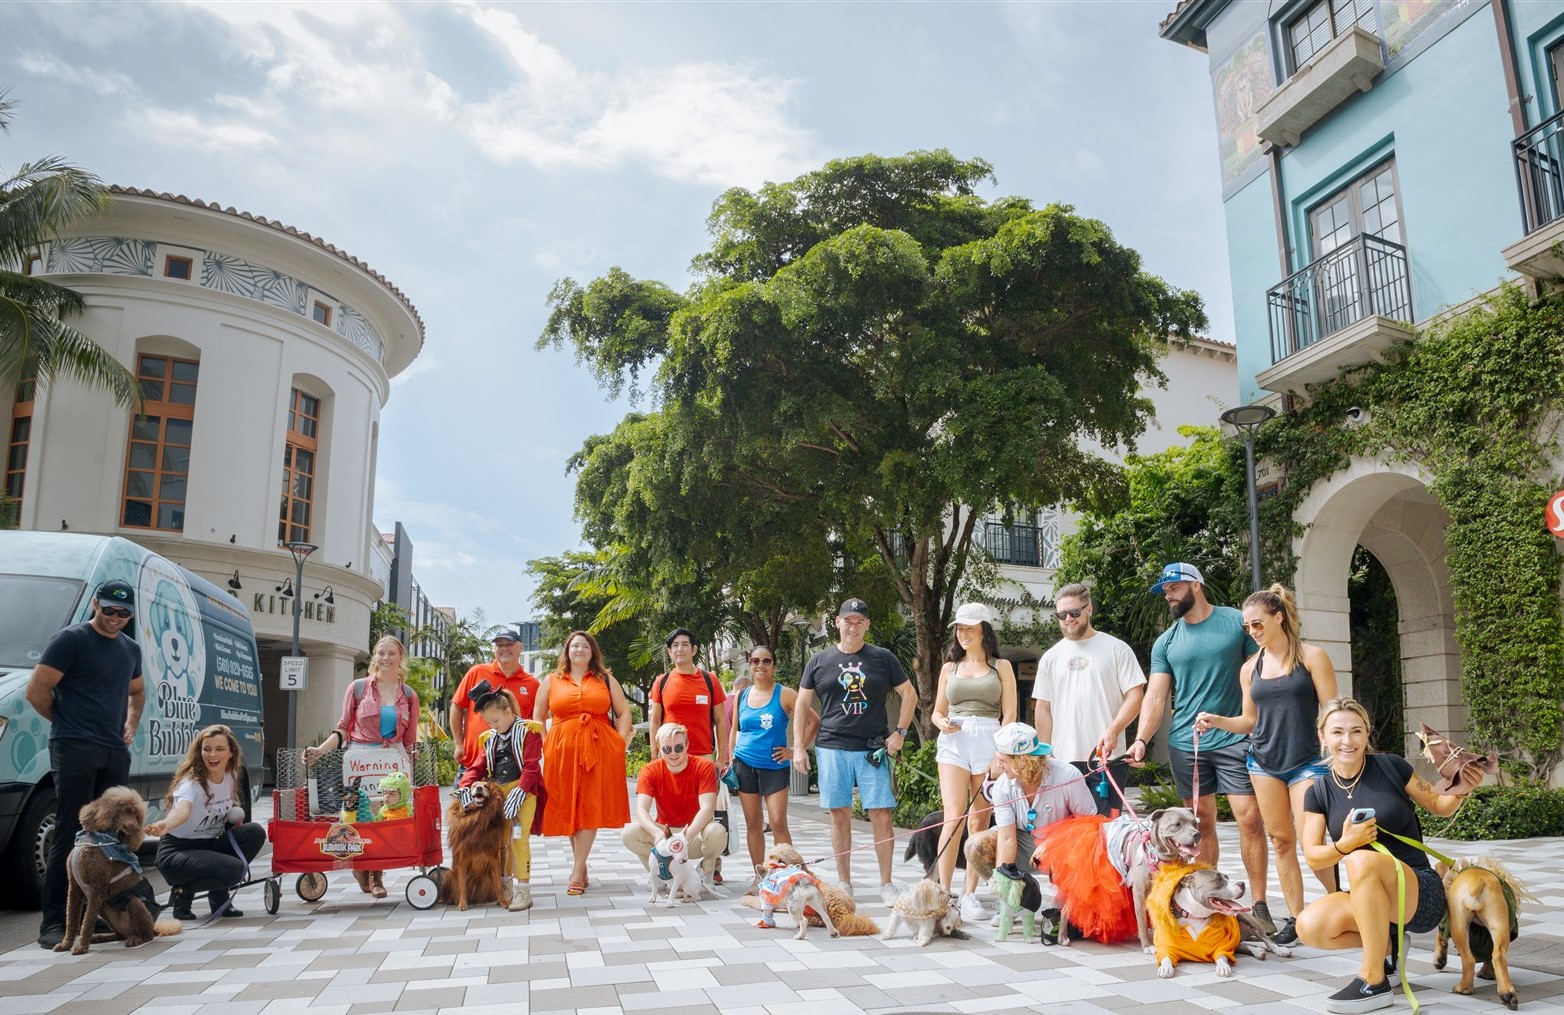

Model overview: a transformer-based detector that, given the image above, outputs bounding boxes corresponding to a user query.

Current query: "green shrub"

[1416,784,1564,841]
[1136,772,1234,822]
[846,739,942,828]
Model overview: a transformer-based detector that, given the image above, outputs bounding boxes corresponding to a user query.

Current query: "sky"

[3,1,1233,625]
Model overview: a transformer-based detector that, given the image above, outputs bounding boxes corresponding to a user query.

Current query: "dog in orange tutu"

[1033,807,1200,948]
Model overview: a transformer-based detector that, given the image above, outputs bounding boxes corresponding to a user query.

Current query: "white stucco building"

[4,186,424,760]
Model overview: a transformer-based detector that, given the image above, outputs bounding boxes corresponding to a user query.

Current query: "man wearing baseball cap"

[1128,563,1273,932]
[793,597,919,906]
[26,579,146,948]
[450,628,539,785]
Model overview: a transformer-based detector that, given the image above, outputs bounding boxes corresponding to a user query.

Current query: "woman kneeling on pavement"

[147,724,266,919]
[1297,697,1467,1014]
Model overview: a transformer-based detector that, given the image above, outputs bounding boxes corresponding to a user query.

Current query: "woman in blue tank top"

[1195,583,1337,945]
[729,645,797,881]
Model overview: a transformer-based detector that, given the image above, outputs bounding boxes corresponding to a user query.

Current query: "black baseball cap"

[491,629,521,644]
[96,579,135,611]
[838,598,870,620]
[665,628,697,648]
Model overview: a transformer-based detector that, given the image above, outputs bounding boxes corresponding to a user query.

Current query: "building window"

[1287,0,1375,73]
[23,252,43,276]
[1309,159,1402,257]
[1549,40,1564,115]
[163,255,193,280]
[5,377,35,518]
[278,388,319,544]
[311,301,333,327]
[122,354,197,531]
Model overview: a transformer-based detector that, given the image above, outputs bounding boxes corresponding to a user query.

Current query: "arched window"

[122,353,198,530]
[278,387,320,544]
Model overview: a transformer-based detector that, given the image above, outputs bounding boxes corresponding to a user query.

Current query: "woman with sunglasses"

[1194,583,1337,945]
[729,645,797,880]
[931,602,1017,922]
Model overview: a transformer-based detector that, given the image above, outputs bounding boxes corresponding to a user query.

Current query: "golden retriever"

[441,781,511,910]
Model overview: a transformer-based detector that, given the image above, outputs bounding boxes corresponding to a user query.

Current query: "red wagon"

[263,747,446,912]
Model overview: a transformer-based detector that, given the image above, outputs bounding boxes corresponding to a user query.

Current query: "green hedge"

[1417,785,1564,841]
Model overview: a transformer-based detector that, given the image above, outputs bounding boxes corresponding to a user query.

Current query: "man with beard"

[1127,563,1276,934]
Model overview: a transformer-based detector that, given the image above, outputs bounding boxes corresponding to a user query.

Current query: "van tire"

[1,788,55,910]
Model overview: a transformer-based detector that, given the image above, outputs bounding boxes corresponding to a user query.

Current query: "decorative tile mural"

[50,237,155,276]
[43,237,384,364]
[1212,30,1276,191]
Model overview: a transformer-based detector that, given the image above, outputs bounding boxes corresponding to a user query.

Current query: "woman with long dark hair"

[930,602,1016,922]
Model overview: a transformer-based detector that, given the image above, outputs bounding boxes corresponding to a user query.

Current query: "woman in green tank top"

[930,602,1017,921]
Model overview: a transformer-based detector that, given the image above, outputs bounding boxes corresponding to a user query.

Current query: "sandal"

[566,880,586,896]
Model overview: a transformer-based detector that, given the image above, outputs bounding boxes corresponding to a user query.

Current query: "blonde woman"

[302,635,420,898]
[1297,698,1467,1014]
[1195,583,1337,945]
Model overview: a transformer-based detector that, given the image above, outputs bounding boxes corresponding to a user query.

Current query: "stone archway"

[1292,456,1462,756]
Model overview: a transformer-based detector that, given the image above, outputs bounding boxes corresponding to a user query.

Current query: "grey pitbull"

[1154,866,1292,977]
[1052,807,1201,949]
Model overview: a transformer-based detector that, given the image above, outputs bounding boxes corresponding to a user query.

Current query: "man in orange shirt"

[622,724,727,881]
[449,630,539,782]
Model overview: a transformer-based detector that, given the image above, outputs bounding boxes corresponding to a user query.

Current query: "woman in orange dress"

[533,630,633,895]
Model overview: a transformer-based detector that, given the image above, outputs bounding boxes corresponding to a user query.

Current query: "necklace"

[1330,762,1366,799]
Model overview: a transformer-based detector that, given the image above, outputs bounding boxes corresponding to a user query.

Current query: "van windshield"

[0,575,86,669]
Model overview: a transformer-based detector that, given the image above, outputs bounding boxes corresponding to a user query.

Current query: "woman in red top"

[533,630,633,895]
[302,635,420,899]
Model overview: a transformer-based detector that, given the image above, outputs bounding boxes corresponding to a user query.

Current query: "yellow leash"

[1364,831,1455,1015]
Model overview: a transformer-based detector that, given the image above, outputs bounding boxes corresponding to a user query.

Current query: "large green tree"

[0,93,137,407]
[541,151,1205,718]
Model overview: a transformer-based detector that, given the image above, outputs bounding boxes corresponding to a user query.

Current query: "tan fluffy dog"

[881,878,965,946]
[441,781,511,910]
[1433,859,1537,1011]
[740,844,880,935]
[57,787,182,955]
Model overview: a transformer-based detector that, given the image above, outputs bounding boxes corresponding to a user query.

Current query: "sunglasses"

[100,606,133,619]
[1241,618,1269,633]
[748,656,775,665]
[1024,807,1037,832]
[660,744,687,755]
[1057,608,1087,620]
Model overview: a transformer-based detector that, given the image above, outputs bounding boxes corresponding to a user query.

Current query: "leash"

[1356,830,1455,1015]
[197,827,251,927]
[1190,726,1201,805]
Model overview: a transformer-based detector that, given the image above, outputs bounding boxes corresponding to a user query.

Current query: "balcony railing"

[1267,233,1411,364]
[1514,109,1564,235]
[982,522,1057,569]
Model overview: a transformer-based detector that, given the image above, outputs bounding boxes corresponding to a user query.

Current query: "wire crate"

[273,743,442,819]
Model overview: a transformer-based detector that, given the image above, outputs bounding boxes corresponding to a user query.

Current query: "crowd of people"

[26,567,1479,1013]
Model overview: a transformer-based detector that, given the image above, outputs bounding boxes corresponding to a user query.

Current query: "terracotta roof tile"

[107,185,425,353]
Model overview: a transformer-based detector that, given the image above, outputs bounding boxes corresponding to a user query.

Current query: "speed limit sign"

[1548,489,1564,538]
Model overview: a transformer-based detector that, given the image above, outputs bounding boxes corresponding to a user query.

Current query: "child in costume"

[457,681,545,911]
[377,771,413,820]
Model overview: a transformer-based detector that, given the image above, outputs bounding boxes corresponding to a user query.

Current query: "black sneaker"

[208,890,244,918]
[1326,976,1393,1014]
[1252,899,1278,936]
[37,924,64,950]
[1273,916,1298,946]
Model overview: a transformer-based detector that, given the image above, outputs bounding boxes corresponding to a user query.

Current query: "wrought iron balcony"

[1267,233,1411,365]
[1514,109,1564,236]
[982,522,1056,569]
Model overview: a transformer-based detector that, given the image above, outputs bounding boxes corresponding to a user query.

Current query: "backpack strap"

[352,678,369,705]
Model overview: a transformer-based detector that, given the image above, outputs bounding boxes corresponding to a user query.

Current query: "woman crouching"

[1297,697,1467,1013]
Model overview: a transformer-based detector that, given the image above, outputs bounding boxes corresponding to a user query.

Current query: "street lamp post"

[283,541,318,750]
[1220,405,1277,592]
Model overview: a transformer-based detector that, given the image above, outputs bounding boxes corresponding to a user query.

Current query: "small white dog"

[646,833,705,907]
[880,879,966,947]
[752,852,840,941]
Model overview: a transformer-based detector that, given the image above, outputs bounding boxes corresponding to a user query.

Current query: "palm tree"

[0,91,137,407]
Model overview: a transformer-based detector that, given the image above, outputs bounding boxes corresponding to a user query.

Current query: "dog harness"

[1103,814,1150,882]
[74,830,142,876]
[755,865,815,926]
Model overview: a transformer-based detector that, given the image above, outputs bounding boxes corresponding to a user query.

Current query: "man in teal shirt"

[1127,563,1275,933]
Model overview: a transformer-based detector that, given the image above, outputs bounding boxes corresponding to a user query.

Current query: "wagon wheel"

[296,872,328,902]
[264,877,281,915]
[405,874,439,910]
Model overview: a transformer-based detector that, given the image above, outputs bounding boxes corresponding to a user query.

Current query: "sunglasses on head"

[100,606,133,619]
[660,743,687,755]
[1057,608,1087,620]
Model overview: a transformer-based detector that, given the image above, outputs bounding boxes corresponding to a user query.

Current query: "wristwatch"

[894,727,908,737]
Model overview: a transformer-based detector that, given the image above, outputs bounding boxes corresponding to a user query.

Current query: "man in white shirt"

[1032,583,1146,816]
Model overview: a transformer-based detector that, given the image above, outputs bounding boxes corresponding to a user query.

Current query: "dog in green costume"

[990,864,1044,942]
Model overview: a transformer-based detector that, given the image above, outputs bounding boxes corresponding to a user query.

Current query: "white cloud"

[16,51,135,98]
[135,106,278,152]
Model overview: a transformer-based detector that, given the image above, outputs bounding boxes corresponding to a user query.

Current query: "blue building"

[1160,0,1564,759]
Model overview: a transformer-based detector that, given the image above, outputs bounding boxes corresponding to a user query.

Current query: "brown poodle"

[739,843,880,935]
[57,787,182,954]
[441,781,511,910]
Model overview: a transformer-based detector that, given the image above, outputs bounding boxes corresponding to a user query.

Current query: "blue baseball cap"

[1150,562,1205,595]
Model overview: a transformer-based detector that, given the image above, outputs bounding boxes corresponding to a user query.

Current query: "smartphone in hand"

[1348,806,1377,824]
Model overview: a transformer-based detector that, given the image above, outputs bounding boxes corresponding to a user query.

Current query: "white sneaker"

[959,894,985,922]
[880,883,899,907]
[508,883,532,912]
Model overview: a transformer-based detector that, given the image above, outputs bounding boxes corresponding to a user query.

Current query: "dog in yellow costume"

[1148,861,1291,978]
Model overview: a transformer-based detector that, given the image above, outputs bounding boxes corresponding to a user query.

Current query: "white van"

[0,532,264,907]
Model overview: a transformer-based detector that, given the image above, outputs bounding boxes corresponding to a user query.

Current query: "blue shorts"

[1246,752,1328,787]
[816,747,897,811]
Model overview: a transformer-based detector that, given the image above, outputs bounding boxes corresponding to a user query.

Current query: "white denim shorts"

[935,716,1001,773]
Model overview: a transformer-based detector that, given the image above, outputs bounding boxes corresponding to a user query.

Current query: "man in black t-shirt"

[793,597,918,904]
[25,579,146,949]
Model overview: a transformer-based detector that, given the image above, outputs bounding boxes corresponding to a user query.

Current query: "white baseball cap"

[949,602,995,627]
[993,722,1052,757]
